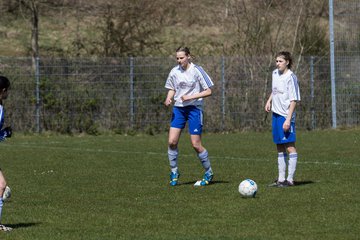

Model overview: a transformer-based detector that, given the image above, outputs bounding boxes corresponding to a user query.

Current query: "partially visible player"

[0,76,13,231]
[265,51,301,187]
[164,46,214,186]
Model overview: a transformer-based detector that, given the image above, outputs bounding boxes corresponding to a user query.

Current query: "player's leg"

[188,107,213,185]
[168,127,182,173]
[0,171,11,231]
[167,107,186,186]
[276,144,287,183]
[0,170,6,221]
[268,113,287,187]
[190,134,211,170]
[286,142,297,186]
[282,120,297,186]
[191,134,213,186]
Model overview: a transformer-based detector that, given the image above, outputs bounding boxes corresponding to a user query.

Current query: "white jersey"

[165,62,214,107]
[271,69,301,120]
[0,105,6,141]
[0,105,4,128]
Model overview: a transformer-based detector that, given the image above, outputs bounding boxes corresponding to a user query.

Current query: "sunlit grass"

[0,129,359,239]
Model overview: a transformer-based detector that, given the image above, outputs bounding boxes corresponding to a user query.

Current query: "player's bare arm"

[164,89,175,106]
[181,88,212,102]
[265,94,272,112]
[283,101,297,132]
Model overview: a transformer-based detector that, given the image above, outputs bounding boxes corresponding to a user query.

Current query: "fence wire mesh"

[334,0,360,126]
[1,56,334,134]
[0,1,359,134]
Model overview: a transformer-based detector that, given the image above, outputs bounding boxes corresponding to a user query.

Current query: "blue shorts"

[272,113,296,144]
[171,106,203,135]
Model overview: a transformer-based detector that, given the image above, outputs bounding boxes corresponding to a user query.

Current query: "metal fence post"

[329,0,337,128]
[310,56,315,129]
[221,56,226,131]
[129,57,134,128]
[35,57,41,133]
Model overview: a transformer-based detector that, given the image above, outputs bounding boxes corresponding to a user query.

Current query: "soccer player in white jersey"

[164,46,214,186]
[0,76,13,231]
[265,51,301,187]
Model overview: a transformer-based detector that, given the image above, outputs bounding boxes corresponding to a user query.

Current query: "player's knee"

[0,180,6,193]
[286,145,296,153]
[191,142,203,153]
[168,140,178,149]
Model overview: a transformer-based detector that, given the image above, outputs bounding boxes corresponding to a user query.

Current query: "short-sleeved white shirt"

[271,69,301,120]
[165,62,214,107]
[0,105,4,129]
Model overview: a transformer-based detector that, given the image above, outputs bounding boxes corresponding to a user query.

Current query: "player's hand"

[181,95,190,102]
[164,98,172,106]
[265,101,271,112]
[3,126,12,138]
[283,121,290,132]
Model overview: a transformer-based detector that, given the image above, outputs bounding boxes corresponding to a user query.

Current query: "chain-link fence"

[0,55,335,134]
[0,1,358,134]
[333,0,360,127]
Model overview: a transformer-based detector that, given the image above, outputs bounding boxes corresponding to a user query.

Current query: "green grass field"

[0,129,359,239]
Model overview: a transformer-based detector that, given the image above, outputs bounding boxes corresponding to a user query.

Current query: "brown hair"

[276,51,293,69]
[0,76,10,90]
[176,46,191,56]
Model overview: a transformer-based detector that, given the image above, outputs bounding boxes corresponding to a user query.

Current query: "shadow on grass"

[6,222,41,229]
[266,180,315,188]
[180,180,230,185]
[294,180,315,186]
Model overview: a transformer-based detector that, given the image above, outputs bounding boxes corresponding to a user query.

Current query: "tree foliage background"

[0,0,329,58]
[1,0,360,134]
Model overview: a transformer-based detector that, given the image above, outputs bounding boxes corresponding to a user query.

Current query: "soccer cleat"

[200,171,213,186]
[169,171,180,186]
[286,180,295,186]
[0,224,12,232]
[268,180,287,187]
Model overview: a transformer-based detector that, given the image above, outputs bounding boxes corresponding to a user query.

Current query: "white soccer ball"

[238,179,257,198]
[2,186,11,201]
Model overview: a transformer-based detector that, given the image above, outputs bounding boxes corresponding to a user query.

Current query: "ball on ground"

[238,179,257,198]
